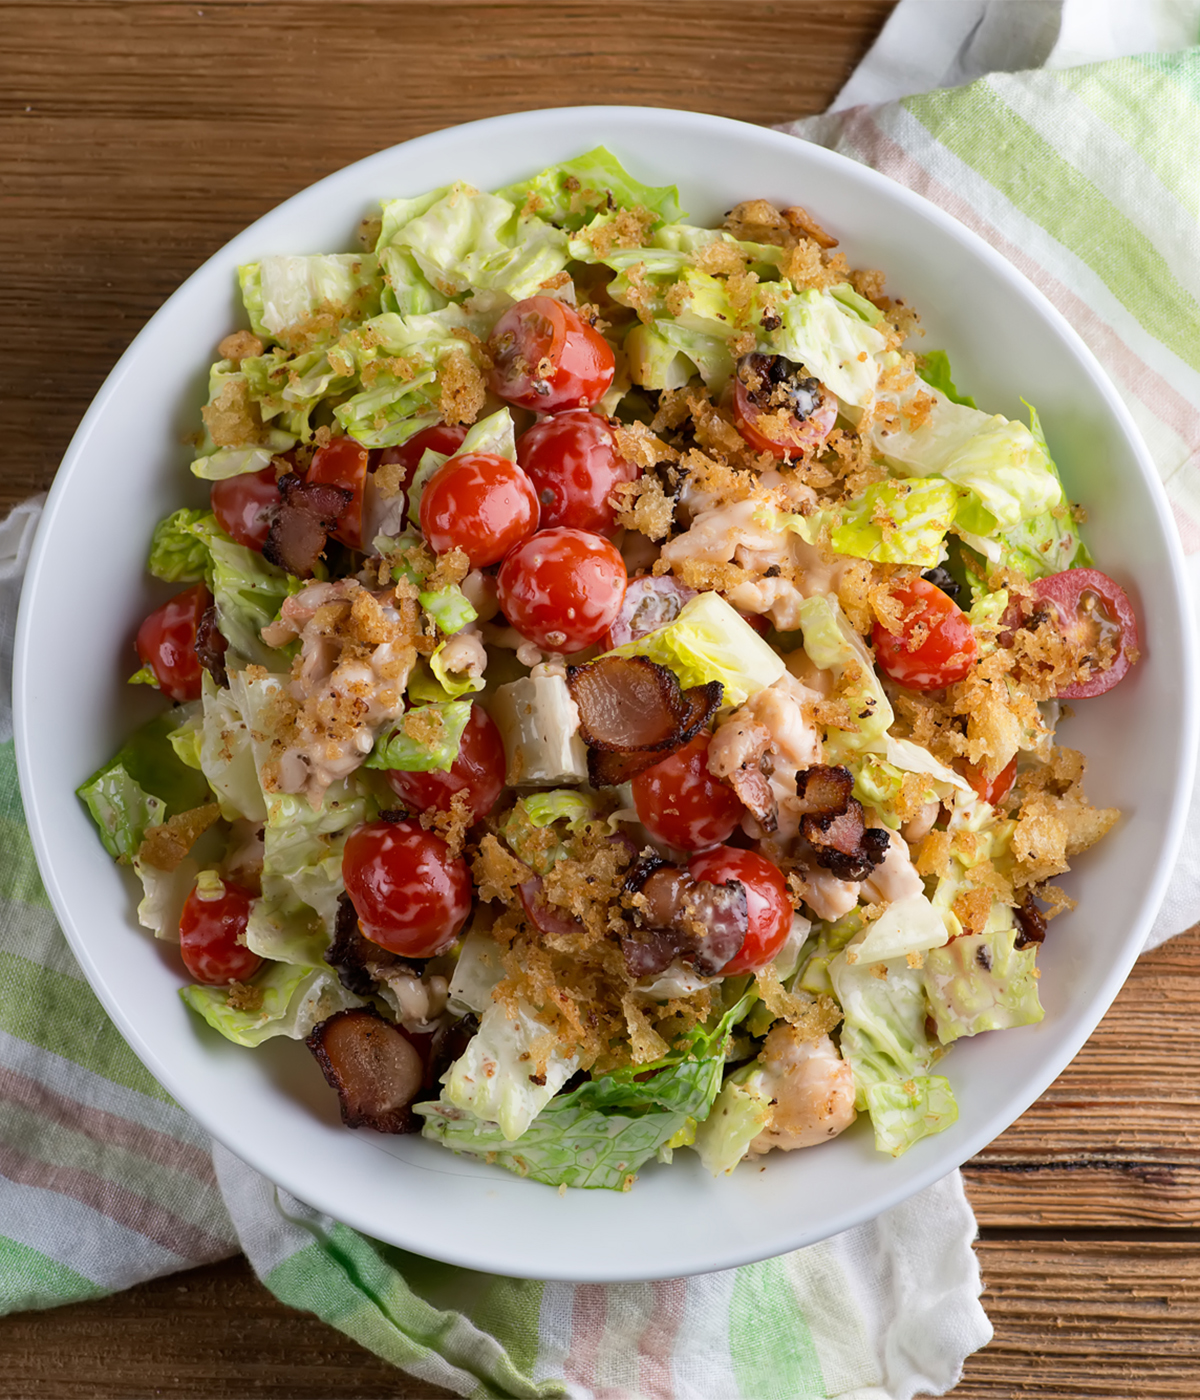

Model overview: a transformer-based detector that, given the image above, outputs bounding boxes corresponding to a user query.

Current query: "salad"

[78,148,1140,1190]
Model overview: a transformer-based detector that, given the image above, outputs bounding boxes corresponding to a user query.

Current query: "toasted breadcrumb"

[202,378,269,448]
[419,790,475,861]
[613,475,675,541]
[217,330,264,364]
[754,966,841,1038]
[438,348,486,427]
[137,804,222,872]
[225,982,264,1013]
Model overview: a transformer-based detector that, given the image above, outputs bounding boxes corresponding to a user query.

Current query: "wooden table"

[4,3,1198,1395]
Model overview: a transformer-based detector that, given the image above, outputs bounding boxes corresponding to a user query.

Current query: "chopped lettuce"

[830,477,963,568]
[797,594,893,758]
[376,181,569,302]
[182,962,363,1048]
[501,790,604,874]
[365,702,472,773]
[624,322,694,391]
[605,591,783,708]
[764,287,887,407]
[189,446,277,482]
[133,856,198,942]
[429,640,485,699]
[923,928,1044,1045]
[197,675,267,824]
[497,147,684,230]
[419,994,752,1189]
[692,1063,773,1176]
[916,349,976,408]
[77,764,165,862]
[460,405,516,463]
[419,584,477,635]
[490,674,589,787]
[830,928,957,1156]
[238,253,382,341]
[147,510,298,667]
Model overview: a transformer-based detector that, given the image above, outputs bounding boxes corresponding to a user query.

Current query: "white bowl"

[15,107,1197,1282]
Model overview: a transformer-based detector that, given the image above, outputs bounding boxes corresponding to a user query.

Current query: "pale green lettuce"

[830,477,963,568]
[182,962,364,1048]
[239,253,382,341]
[923,927,1044,1045]
[797,594,894,757]
[365,702,472,773]
[497,147,684,230]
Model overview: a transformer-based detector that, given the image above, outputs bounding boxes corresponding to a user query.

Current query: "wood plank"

[965,928,1200,1229]
[943,1238,1200,1400]
[0,0,893,511]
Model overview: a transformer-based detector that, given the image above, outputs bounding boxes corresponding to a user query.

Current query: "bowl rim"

[14,104,1199,1281]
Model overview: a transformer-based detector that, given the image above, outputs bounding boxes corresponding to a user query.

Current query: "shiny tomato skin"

[687,846,791,975]
[376,423,469,508]
[632,733,744,852]
[342,820,471,958]
[384,704,506,821]
[1033,568,1139,699]
[178,879,262,985]
[488,297,615,413]
[308,437,370,549]
[872,577,978,691]
[210,466,279,550]
[732,361,837,460]
[959,754,1018,805]
[497,527,627,653]
[419,451,539,568]
[515,410,638,537]
[136,584,211,703]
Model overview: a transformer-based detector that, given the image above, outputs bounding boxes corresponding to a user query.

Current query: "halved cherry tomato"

[419,451,540,568]
[497,527,627,653]
[733,353,837,459]
[1032,568,1139,699]
[603,576,697,650]
[515,410,638,537]
[211,465,279,550]
[308,437,370,549]
[179,878,262,985]
[958,754,1018,806]
[342,820,471,958]
[872,577,978,691]
[488,297,615,413]
[384,704,506,821]
[375,423,469,511]
[686,846,791,974]
[136,583,211,703]
[632,733,744,852]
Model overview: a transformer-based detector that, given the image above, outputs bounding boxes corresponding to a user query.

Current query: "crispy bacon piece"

[194,604,229,689]
[794,764,855,816]
[621,854,748,977]
[306,1007,424,1134]
[262,473,352,578]
[796,763,890,882]
[326,893,414,997]
[1013,891,1047,949]
[568,655,723,787]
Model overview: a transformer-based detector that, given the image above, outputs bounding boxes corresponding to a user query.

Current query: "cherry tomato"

[211,465,279,550]
[384,704,506,821]
[632,733,744,852]
[419,452,539,568]
[178,878,262,985]
[1031,568,1139,699]
[375,423,469,511]
[515,410,638,537]
[872,577,978,691]
[733,353,838,459]
[135,583,211,703]
[958,754,1018,806]
[686,846,791,975]
[603,576,697,649]
[488,296,615,413]
[342,819,471,958]
[497,527,627,653]
[307,437,370,550]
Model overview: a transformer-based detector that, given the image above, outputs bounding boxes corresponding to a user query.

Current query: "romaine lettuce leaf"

[923,927,1044,1045]
[181,962,363,1048]
[916,349,976,408]
[692,1063,773,1176]
[500,790,604,874]
[765,287,887,407]
[831,476,963,568]
[365,702,472,773]
[864,1078,958,1157]
[239,253,382,341]
[605,591,783,708]
[797,594,894,758]
[418,584,477,635]
[497,147,684,230]
[77,764,166,862]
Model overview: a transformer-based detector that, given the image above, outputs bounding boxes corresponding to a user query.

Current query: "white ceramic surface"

[15,107,1197,1282]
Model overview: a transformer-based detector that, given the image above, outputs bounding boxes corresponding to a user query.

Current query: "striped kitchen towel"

[5,24,1200,1400]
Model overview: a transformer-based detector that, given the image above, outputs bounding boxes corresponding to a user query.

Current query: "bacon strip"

[796,764,890,881]
[194,605,229,688]
[568,656,723,787]
[306,1008,424,1134]
[263,473,352,578]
